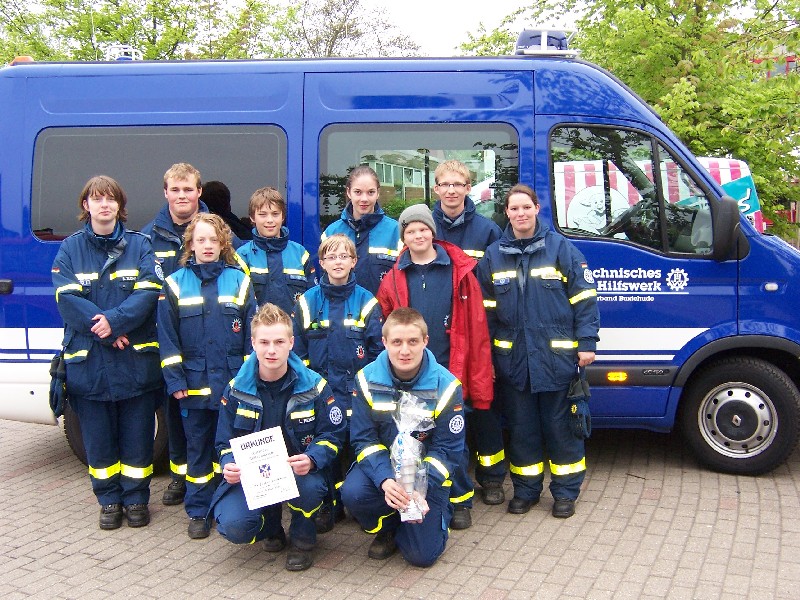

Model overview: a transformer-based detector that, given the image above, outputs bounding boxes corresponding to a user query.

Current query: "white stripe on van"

[0,328,26,349]
[0,328,64,357]
[594,354,675,362]
[28,328,65,349]
[597,328,707,352]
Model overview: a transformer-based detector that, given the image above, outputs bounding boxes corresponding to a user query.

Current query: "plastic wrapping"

[390,391,435,521]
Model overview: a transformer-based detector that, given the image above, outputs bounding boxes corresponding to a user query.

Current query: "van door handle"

[0,279,14,294]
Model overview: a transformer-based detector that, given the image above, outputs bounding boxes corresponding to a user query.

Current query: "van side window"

[32,125,287,239]
[551,125,713,255]
[318,124,519,230]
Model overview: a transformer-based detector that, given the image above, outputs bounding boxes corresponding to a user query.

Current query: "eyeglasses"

[436,182,468,190]
[322,254,354,262]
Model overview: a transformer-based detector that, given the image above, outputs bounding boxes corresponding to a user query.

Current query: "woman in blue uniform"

[477,184,600,519]
[52,175,162,530]
[321,166,400,295]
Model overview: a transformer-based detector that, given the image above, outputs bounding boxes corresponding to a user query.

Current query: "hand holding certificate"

[230,426,300,511]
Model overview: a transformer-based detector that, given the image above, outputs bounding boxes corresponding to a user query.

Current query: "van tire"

[63,402,169,474]
[680,357,800,475]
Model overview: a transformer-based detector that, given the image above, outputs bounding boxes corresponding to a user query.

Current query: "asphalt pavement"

[1,418,798,599]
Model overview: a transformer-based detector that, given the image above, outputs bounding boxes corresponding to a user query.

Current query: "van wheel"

[63,402,169,474]
[62,402,87,465]
[679,357,800,475]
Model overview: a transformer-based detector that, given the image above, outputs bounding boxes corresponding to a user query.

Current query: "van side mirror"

[712,195,741,262]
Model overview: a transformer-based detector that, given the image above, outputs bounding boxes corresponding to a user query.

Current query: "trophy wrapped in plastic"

[391,391,435,521]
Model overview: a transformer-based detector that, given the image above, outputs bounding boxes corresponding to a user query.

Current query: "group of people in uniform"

[52,159,600,571]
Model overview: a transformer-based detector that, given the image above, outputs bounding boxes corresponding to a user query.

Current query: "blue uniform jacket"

[293,274,383,413]
[432,196,502,260]
[476,220,600,393]
[322,204,401,295]
[350,349,465,495]
[237,226,314,313]
[52,223,162,401]
[213,352,346,483]
[157,260,256,410]
[142,201,244,282]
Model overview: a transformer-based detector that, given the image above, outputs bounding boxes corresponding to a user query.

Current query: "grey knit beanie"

[398,203,436,236]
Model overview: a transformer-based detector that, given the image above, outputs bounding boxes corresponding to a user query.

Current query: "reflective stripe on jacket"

[476,220,600,392]
[349,349,465,491]
[52,224,162,401]
[157,261,256,410]
[377,240,494,409]
[322,204,401,295]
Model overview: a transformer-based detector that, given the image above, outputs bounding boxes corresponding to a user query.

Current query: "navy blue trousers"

[499,382,586,501]
[212,469,327,548]
[182,407,219,518]
[328,420,353,510]
[341,463,451,568]
[70,390,158,506]
[472,405,508,486]
[165,393,188,482]
[449,405,507,508]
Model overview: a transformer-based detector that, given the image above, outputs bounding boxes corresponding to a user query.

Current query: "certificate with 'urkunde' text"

[230,426,299,510]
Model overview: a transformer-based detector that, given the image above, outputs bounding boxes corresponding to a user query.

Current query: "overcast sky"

[268,0,526,56]
[370,0,532,56]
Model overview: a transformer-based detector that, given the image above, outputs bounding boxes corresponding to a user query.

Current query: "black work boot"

[263,528,287,553]
[187,517,210,539]
[552,498,576,518]
[480,481,506,506]
[314,502,335,534]
[368,529,397,560]
[285,542,313,571]
[125,503,150,527]
[508,496,539,514]
[99,503,123,530]
[162,479,186,506]
[450,505,472,529]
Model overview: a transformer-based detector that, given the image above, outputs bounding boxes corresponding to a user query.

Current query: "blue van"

[1,41,798,475]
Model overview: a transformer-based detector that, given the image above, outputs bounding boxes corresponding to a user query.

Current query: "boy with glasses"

[292,234,384,530]
[432,160,502,262]
[432,161,507,519]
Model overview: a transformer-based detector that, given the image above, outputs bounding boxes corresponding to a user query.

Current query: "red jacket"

[377,240,494,409]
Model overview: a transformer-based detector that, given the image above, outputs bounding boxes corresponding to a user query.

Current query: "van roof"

[0,54,663,127]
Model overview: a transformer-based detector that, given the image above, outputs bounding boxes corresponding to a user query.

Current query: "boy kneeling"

[210,303,346,571]
[341,308,465,567]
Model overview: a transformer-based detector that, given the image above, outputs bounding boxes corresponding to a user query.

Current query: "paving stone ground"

[1,418,798,599]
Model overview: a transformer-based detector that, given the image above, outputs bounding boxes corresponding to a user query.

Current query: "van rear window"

[32,125,287,239]
[319,123,519,230]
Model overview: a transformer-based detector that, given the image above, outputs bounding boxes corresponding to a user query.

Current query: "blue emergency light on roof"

[515,29,577,56]
[104,44,143,61]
